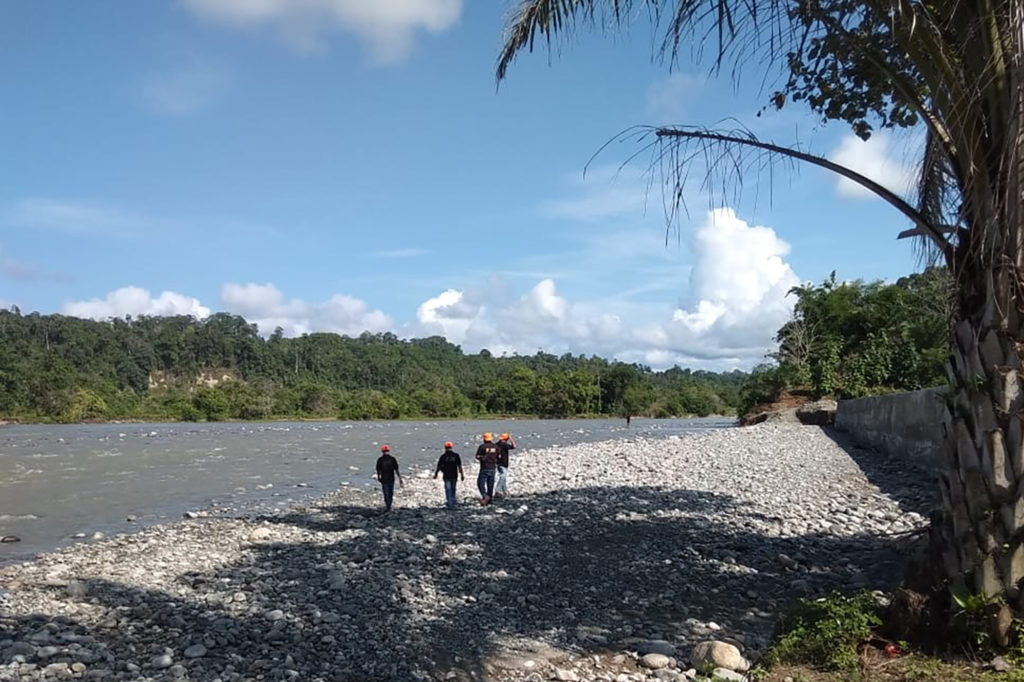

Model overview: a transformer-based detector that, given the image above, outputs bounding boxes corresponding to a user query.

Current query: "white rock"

[691,641,749,673]
[641,653,672,670]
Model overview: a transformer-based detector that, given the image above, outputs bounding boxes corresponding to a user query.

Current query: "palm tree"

[497,0,1024,643]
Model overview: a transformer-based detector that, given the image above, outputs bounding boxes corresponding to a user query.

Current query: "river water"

[0,417,731,565]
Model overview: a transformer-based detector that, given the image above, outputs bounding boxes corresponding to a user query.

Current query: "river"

[0,417,731,565]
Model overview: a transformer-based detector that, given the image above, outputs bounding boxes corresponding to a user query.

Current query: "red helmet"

[380,444,390,452]
[444,441,453,448]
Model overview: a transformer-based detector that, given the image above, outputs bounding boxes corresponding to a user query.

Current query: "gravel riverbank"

[0,423,933,682]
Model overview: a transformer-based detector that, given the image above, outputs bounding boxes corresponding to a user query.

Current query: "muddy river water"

[0,417,731,565]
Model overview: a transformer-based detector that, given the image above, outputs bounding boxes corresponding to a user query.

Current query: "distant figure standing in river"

[475,433,500,505]
[434,441,464,509]
[375,444,403,512]
[495,432,516,499]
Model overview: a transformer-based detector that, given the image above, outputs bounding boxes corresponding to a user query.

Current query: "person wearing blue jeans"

[434,441,464,509]
[375,444,403,512]
[495,433,516,498]
[474,433,500,505]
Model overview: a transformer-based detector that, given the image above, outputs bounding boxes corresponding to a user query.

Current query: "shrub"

[765,592,882,672]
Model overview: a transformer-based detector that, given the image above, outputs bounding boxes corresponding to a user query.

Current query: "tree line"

[740,267,953,414]
[0,309,746,423]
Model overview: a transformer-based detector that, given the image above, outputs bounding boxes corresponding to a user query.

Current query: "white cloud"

[411,208,799,368]
[179,0,462,62]
[143,58,230,116]
[645,73,703,121]
[416,288,483,343]
[10,198,158,237]
[58,207,798,370]
[829,132,917,199]
[62,287,211,320]
[220,282,392,336]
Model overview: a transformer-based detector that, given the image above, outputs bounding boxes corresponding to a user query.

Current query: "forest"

[0,309,746,422]
[739,267,953,414]
[0,267,952,424]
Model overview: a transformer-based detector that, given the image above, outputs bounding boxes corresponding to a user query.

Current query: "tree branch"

[653,126,955,263]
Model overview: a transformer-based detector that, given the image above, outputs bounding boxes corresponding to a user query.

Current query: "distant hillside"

[0,310,747,423]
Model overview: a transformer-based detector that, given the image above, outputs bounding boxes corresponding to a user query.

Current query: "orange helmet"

[500,433,509,441]
[444,441,453,448]
[483,433,493,442]
[380,444,390,452]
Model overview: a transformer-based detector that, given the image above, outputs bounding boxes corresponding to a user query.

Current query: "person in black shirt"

[434,441,464,509]
[375,444,402,512]
[475,433,500,505]
[495,432,516,498]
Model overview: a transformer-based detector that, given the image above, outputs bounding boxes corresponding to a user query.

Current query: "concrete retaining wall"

[834,387,948,467]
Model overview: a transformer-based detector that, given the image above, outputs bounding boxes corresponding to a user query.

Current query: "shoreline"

[0,425,931,681]
[0,414,736,428]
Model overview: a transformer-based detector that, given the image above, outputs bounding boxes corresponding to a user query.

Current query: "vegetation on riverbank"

[0,309,745,423]
[754,591,1023,681]
[739,268,952,416]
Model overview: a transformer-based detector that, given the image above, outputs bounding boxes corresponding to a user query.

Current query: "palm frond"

[496,0,794,82]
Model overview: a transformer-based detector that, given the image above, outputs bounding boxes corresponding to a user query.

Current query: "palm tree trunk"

[931,9,1024,646]
[936,237,1024,646]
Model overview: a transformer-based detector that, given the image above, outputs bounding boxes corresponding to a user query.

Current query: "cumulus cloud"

[411,208,799,368]
[142,58,230,116]
[220,282,392,336]
[59,207,798,369]
[179,0,462,61]
[416,288,483,343]
[62,287,211,320]
[829,132,917,199]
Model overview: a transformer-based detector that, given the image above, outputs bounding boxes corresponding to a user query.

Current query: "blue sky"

[0,1,923,369]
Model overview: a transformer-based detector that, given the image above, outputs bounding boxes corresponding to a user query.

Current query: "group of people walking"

[373,432,516,511]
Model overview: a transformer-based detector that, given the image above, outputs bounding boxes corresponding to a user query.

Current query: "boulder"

[690,641,749,673]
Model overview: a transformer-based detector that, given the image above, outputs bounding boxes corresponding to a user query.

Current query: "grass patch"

[765,591,883,673]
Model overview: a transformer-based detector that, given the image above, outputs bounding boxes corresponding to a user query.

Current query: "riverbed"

[0,418,729,565]
[0,423,933,682]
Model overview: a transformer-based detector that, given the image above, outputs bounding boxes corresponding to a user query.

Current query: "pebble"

[151,654,173,669]
[184,643,207,658]
[641,653,672,670]
[0,424,929,682]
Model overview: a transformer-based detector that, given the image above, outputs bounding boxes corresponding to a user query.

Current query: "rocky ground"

[0,423,934,682]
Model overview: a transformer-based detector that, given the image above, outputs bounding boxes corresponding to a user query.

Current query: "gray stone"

[641,653,672,670]
[265,609,285,621]
[711,668,746,682]
[553,669,579,681]
[66,580,88,598]
[5,642,36,658]
[636,639,676,657]
[35,645,60,660]
[184,644,207,659]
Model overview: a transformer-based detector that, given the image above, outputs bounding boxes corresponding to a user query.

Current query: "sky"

[0,1,924,370]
